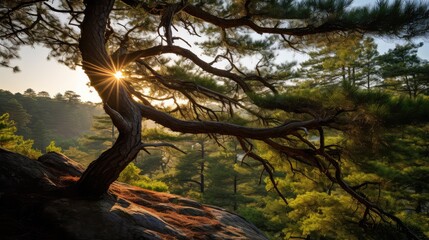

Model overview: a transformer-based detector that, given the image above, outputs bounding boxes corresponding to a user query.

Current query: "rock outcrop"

[0,148,268,240]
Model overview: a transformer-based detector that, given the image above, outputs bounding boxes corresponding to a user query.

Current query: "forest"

[0,89,100,151]
[1,37,429,239]
[1,0,429,239]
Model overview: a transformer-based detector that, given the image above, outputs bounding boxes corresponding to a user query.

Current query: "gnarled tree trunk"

[76,0,142,197]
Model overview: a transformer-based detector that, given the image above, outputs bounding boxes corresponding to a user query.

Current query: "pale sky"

[0,0,428,103]
[0,46,101,102]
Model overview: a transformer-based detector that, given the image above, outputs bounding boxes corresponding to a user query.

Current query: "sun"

[113,70,123,80]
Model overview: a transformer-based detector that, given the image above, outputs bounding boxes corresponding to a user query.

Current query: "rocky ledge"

[0,148,267,240]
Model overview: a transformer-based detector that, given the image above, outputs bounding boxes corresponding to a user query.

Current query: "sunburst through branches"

[81,59,127,104]
[114,70,123,80]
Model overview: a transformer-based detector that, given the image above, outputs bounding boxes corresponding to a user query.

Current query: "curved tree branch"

[138,102,335,140]
[120,1,429,38]
[121,45,252,92]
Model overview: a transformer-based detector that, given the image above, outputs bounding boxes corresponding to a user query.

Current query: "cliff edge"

[0,148,268,240]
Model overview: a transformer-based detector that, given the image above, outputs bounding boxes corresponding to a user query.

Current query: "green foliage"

[132,176,169,192]
[157,137,263,212]
[348,89,429,126]
[251,92,323,113]
[45,140,62,153]
[0,89,100,150]
[237,206,268,230]
[203,155,236,208]
[63,146,90,164]
[302,35,380,88]
[0,98,31,136]
[11,137,41,159]
[118,162,169,192]
[165,65,227,93]
[143,128,190,142]
[118,162,142,183]
[135,152,164,176]
[0,113,17,147]
[69,113,117,166]
[2,1,429,238]
[172,150,204,195]
[287,192,359,239]
[382,96,429,125]
[79,114,115,152]
[378,43,429,98]
[0,113,41,158]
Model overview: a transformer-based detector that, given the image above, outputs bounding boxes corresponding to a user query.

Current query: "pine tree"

[301,35,380,88]
[378,43,429,98]
[1,98,31,136]
[45,140,62,153]
[0,113,41,158]
[76,114,116,166]
[2,1,429,238]
[0,113,17,148]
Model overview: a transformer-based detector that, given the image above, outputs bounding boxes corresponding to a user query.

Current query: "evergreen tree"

[64,90,81,103]
[54,93,64,101]
[203,154,236,209]
[2,1,429,238]
[76,114,116,166]
[0,97,31,136]
[0,90,100,149]
[37,91,50,98]
[378,43,429,98]
[360,37,381,90]
[29,119,50,151]
[0,113,17,148]
[301,35,380,88]
[45,140,62,153]
[23,88,36,98]
[0,113,41,158]
[173,141,207,198]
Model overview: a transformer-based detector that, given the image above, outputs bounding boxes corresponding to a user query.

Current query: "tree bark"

[76,0,142,197]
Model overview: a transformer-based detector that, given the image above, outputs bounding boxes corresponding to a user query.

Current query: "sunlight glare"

[114,70,123,80]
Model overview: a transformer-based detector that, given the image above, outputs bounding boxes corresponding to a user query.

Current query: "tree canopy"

[1,0,429,239]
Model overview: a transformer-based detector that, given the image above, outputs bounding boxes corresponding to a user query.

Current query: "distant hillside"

[0,89,102,150]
